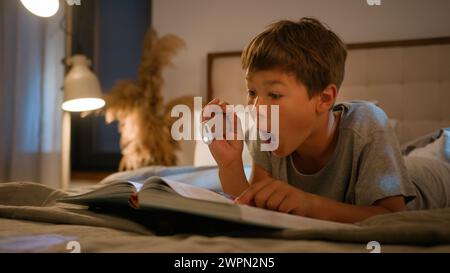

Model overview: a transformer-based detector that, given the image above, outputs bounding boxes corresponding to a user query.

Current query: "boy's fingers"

[253,182,279,208]
[266,189,289,211]
[234,189,254,205]
[202,98,220,121]
[209,137,229,150]
[207,98,220,105]
[225,131,236,142]
[278,195,297,214]
[235,179,271,204]
[219,101,229,112]
[231,112,244,140]
[201,100,231,123]
[201,103,223,122]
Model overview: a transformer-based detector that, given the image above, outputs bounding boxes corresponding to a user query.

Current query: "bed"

[1,37,450,253]
[1,167,450,253]
[1,166,450,253]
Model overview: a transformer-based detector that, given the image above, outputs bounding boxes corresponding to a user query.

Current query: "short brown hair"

[241,17,347,97]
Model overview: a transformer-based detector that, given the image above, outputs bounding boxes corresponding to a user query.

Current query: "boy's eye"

[247,90,257,97]
[269,92,282,99]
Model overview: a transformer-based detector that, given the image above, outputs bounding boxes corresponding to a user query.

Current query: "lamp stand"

[61,111,71,190]
[61,4,73,190]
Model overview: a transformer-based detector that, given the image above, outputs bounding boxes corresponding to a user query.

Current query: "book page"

[239,205,357,231]
[160,178,233,204]
[129,181,143,192]
[59,181,135,206]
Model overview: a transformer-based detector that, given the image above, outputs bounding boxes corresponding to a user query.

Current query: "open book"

[60,177,356,232]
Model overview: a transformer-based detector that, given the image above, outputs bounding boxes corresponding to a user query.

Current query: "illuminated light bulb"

[20,0,60,18]
[62,98,105,112]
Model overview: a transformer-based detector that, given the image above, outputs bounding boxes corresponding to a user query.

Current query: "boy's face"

[246,69,320,157]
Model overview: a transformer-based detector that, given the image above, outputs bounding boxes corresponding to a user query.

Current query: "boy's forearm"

[218,160,249,197]
[305,193,393,223]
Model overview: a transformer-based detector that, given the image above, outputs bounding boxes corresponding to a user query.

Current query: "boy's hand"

[201,98,244,169]
[235,178,311,216]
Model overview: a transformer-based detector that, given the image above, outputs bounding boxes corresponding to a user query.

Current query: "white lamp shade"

[62,55,105,112]
[20,0,60,18]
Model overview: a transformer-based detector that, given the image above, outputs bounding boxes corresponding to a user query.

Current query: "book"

[59,176,356,232]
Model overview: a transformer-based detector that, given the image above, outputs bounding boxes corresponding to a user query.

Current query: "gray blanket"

[1,176,450,247]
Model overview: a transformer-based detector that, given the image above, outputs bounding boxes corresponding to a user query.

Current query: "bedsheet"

[1,166,450,252]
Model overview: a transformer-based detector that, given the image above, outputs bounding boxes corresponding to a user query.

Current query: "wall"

[153,0,450,165]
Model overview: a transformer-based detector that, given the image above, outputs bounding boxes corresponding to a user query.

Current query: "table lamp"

[62,55,105,112]
[61,54,105,189]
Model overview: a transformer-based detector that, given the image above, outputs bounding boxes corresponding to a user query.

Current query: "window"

[70,0,152,175]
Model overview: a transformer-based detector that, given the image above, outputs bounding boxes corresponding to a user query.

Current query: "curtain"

[0,0,64,188]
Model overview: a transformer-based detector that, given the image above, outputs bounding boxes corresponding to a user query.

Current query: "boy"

[203,18,450,223]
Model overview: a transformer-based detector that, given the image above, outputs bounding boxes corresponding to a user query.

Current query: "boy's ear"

[316,84,337,113]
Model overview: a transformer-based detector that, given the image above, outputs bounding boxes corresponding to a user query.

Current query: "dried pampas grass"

[104,28,193,171]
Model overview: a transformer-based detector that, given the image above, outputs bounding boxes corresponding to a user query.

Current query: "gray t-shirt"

[404,156,450,209]
[247,101,422,209]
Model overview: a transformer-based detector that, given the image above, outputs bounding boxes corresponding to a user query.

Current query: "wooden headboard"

[207,37,450,145]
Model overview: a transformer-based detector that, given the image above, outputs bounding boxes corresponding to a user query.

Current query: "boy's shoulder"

[336,101,391,138]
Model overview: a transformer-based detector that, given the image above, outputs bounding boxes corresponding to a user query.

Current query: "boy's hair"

[241,17,347,98]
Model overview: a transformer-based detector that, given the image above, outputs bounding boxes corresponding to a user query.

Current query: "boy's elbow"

[373,195,407,213]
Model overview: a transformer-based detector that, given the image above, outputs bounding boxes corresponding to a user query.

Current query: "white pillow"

[193,140,216,167]
[194,139,252,167]
[407,128,450,163]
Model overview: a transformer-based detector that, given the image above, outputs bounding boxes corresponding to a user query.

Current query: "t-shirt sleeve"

[245,136,272,174]
[355,130,417,206]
